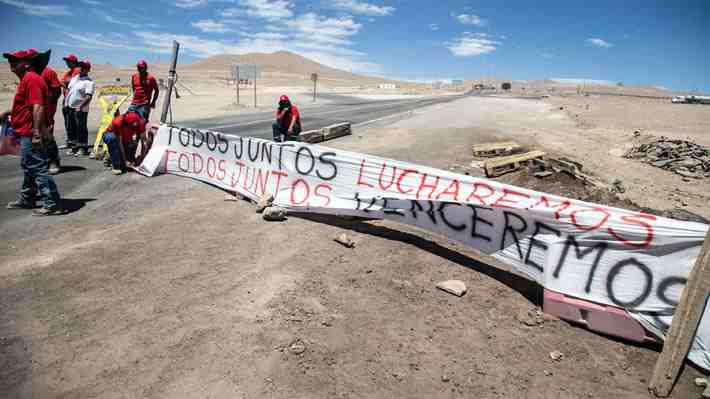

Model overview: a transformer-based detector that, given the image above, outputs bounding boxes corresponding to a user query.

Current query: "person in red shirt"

[60,54,80,151]
[102,111,145,175]
[41,65,62,174]
[1,49,62,215]
[128,60,159,123]
[272,95,302,142]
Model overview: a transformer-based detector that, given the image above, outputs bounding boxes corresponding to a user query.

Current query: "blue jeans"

[128,104,150,122]
[103,133,136,169]
[19,136,60,209]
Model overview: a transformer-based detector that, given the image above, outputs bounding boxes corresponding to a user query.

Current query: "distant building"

[378,83,397,89]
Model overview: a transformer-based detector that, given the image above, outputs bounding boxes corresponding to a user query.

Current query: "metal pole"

[253,64,257,108]
[160,41,179,124]
[313,75,317,102]
[236,66,240,105]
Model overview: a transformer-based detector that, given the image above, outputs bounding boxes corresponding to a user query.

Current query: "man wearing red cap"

[41,65,63,174]
[128,60,159,123]
[102,111,145,175]
[66,59,94,156]
[1,49,62,215]
[60,54,80,152]
[272,95,301,142]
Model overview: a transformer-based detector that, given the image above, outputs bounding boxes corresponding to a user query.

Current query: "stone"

[263,206,287,221]
[441,375,450,382]
[549,350,563,361]
[436,280,467,297]
[289,340,306,355]
[224,193,239,201]
[694,377,708,387]
[256,193,274,213]
[704,385,710,399]
[534,171,552,178]
[334,232,355,248]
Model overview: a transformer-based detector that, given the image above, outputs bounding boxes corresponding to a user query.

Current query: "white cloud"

[174,0,206,8]
[80,0,102,5]
[446,33,499,57]
[455,13,485,26]
[221,7,243,17]
[587,38,613,48]
[289,13,361,46]
[0,0,69,16]
[59,32,152,53]
[192,19,233,33]
[429,23,438,31]
[239,0,293,20]
[93,10,142,29]
[330,0,394,17]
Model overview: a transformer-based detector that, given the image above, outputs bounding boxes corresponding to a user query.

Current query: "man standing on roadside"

[66,59,94,156]
[272,95,302,142]
[128,60,159,122]
[60,53,79,152]
[1,49,62,215]
[41,65,63,174]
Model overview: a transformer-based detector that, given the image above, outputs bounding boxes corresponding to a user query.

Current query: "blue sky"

[1,0,708,92]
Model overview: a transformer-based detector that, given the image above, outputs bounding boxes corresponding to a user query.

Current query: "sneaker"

[32,207,66,216]
[76,148,89,157]
[49,162,60,175]
[66,149,77,156]
[6,201,34,210]
[88,151,96,159]
[112,169,123,175]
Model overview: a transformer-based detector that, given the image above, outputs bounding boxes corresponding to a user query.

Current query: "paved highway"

[0,94,462,222]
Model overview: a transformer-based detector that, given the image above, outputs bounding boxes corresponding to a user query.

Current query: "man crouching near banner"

[102,111,144,175]
[272,95,302,142]
[2,49,63,215]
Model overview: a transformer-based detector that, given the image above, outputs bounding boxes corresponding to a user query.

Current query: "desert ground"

[1,52,709,399]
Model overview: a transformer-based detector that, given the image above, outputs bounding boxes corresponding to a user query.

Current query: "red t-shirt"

[41,67,62,120]
[131,73,159,105]
[276,105,300,129]
[61,67,80,98]
[11,71,47,136]
[106,115,145,145]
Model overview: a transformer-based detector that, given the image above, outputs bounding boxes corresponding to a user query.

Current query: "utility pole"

[160,41,179,124]
[253,64,257,108]
[311,73,318,102]
[236,65,240,105]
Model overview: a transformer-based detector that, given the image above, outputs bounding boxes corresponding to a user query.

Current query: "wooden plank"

[322,122,351,141]
[472,141,521,157]
[484,151,546,177]
[300,129,324,143]
[649,229,710,397]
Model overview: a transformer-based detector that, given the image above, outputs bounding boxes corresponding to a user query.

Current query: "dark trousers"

[74,110,88,149]
[19,137,60,209]
[272,122,301,142]
[47,139,60,165]
[63,107,76,147]
[128,104,151,123]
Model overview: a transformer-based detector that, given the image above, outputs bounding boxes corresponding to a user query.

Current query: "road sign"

[232,64,260,81]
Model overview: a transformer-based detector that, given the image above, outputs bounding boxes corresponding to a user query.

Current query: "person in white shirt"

[66,59,94,156]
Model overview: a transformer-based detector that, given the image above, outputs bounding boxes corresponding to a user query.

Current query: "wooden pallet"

[472,141,521,157]
[484,150,546,177]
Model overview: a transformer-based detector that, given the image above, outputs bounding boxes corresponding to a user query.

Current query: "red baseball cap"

[3,48,38,63]
[279,95,290,102]
[137,60,147,69]
[63,53,78,63]
[79,59,91,71]
[124,112,146,133]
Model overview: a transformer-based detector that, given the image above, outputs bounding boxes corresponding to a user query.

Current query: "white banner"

[139,124,710,370]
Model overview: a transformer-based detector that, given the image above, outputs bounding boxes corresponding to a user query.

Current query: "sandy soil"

[1,94,706,399]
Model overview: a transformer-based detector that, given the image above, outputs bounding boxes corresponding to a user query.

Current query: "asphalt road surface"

[0,94,462,223]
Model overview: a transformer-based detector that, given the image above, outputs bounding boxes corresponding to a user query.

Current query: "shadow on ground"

[60,198,95,214]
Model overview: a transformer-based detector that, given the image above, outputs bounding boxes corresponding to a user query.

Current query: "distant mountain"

[180,51,383,82]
